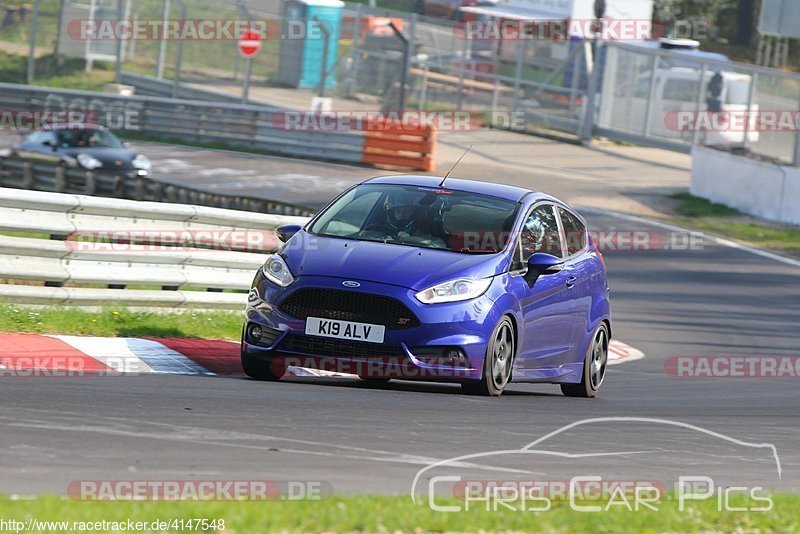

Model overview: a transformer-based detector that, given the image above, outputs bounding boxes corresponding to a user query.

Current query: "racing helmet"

[385,189,420,231]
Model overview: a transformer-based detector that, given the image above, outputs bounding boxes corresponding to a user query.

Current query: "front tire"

[462,317,515,396]
[561,323,608,398]
[359,376,391,386]
[241,348,285,381]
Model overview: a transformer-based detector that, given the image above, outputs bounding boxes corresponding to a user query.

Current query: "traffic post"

[239,29,262,104]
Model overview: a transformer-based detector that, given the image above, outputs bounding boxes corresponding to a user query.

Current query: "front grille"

[278,288,420,330]
[280,334,406,359]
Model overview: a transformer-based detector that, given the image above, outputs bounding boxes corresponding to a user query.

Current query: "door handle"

[566,276,577,288]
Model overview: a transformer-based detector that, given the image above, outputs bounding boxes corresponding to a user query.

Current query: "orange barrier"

[362,122,437,172]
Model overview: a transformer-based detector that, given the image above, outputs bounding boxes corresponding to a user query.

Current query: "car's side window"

[558,207,587,257]
[38,132,57,145]
[512,204,563,271]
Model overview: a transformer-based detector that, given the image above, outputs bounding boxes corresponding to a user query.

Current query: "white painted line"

[608,340,645,365]
[587,208,800,270]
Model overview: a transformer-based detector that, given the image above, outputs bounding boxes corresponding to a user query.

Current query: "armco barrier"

[1,81,438,173]
[0,156,315,217]
[0,187,311,309]
[0,82,365,164]
[362,122,437,172]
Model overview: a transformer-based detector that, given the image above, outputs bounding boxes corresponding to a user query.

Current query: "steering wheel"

[361,222,396,235]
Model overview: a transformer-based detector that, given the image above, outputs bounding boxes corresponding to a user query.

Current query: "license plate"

[305,317,385,344]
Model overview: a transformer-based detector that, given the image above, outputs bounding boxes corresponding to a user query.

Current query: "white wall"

[691,146,800,226]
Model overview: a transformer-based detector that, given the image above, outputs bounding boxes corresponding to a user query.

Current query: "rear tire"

[461,317,515,396]
[561,323,608,398]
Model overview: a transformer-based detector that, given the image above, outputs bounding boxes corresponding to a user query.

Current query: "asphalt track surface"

[1,212,799,497]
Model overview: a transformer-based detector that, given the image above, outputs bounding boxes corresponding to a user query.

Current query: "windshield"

[309,184,520,253]
[57,129,123,149]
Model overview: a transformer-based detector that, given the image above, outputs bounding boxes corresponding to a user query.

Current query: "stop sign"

[238,30,262,58]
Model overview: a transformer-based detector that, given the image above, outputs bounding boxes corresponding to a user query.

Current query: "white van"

[606,66,758,145]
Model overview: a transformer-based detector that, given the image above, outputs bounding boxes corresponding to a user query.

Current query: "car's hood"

[283,232,509,291]
[60,147,138,166]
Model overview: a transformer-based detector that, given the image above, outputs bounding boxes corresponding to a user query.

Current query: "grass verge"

[0,305,241,339]
[0,50,114,90]
[0,494,798,533]
[671,192,800,258]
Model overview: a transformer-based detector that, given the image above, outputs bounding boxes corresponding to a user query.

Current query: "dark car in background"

[11,125,151,177]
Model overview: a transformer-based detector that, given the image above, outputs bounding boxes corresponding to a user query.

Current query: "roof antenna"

[439,144,472,188]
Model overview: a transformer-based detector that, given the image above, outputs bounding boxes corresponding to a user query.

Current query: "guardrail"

[1,81,438,172]
[0,155,315,217]
[0,187,311,309]
[0,82,365,164]
[120,72,256,104]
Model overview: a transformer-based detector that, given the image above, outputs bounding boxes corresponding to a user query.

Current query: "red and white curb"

[0,334,644,377]
[608,340,646,365]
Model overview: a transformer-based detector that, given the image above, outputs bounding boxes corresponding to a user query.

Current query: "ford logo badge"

[342,281,361,288]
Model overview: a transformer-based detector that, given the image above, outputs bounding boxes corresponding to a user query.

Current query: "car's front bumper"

[242,272,504,381]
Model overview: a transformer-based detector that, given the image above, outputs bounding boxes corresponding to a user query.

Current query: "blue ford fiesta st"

[242,175,611,397]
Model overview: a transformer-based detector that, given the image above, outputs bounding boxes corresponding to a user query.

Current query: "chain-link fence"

[597,41,800,165]
[14,0,800,162]
[341,5,590,137]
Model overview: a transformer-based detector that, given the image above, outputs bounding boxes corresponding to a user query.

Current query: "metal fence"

[341,5,589,137]
[90,0,590,138]
[0,155,314,216]
[0,185,309,308]
[596,42,800,165]
[18,0,800,162]
[0,82,365,166]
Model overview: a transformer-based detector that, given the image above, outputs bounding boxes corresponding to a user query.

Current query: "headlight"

[415,277,492,304]
[76,153,102,169]
[131,154,151,170]
[262,255,294,287]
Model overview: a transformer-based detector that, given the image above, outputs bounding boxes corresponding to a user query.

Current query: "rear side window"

[558,207,587,256]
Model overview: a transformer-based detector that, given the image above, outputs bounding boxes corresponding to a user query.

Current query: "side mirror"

[527,252,564,275]
[122,142,131,148]
[276,224,302,242]
[43,140,56,150]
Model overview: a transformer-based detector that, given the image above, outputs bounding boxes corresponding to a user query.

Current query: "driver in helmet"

[521,215,548,254]
[384,189,422,237]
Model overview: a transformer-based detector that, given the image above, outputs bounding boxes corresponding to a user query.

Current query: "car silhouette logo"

[342,281,361,288]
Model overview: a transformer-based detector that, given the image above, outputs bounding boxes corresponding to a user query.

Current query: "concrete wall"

[691,146,800,226]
